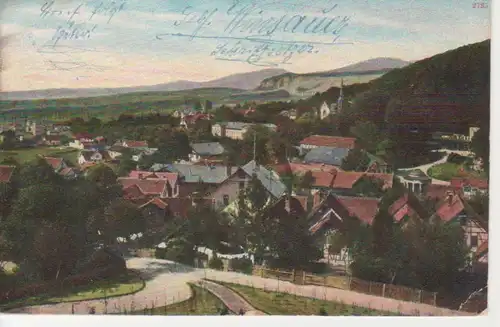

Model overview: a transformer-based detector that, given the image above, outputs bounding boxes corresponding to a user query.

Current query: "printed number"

[472,2,488,8]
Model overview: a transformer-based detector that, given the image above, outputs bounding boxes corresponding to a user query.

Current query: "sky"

[0,0,491,91]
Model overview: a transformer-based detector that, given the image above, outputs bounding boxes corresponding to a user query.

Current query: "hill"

[345,40,490,131]
[256,57,410,95]
[0,68,287,100]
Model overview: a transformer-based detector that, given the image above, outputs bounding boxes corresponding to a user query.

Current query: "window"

[470,235,478,247]
[239,181,245,189]
[223,195,229,206]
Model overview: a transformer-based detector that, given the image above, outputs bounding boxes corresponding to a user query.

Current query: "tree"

[95,199,145,245]
[18,157,60,187]
[349,121,381,153]
[340,148,371,172]
[298,170,314,191]
[351,176,385,197]
[86,164,117,187]
[117,156,137,177]
[156,236,195,266]
[471,127,489,172]
[204,100,213,112]
[270,209,322,268]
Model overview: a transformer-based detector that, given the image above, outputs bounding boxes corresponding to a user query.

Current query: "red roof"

[124,140,148,148]
[300,135,356,148]
[140,197,168,210]
[123,184,148,200]
[425,184,460,199]
[128,171,179,185]
[0,165,15,183]
[44,157,64,170]
[336,196,380,224]
[388,194,421,222]
[74,133,94,140]
[435,193,465,222]
[118,177,167,195]
[450,178,488,190]
[273,162,339,175]
[476,241,488,257]
[310,171,337,188]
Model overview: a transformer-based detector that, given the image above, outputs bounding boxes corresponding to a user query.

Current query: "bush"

[219,306,229,315]
[228,257,253,274]
[318,307,328,316]
[208,255,224,270]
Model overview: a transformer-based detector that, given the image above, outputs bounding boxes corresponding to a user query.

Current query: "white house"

[78,150,104,165]
[212,122,277,140]
[69,139,85,149]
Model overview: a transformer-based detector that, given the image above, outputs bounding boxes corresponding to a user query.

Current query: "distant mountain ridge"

[256,57,411,95]
[0,68,288,101]
[1,58,410,101]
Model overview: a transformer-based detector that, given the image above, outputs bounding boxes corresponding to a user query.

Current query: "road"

[7,257,472,316]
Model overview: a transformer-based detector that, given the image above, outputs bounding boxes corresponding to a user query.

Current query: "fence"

[252,266,437,306]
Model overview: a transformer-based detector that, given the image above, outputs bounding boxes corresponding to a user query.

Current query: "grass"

[126,284,227,315]
[212,280,401,316]
[0,271,145,310]
[428,162,484,181]
[0,147,79,165]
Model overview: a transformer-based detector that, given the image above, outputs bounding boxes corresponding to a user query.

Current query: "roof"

[43,156,64,169]
[450,177,488,190]
[241,160,286,198]
[191,142,225,156]
[74,132,94,139]
[161,197,195,218]
[218,122,250,130]
[476,241,488,258]
[397,169,431,182]
[0,165,15,183]
[273,162,338,175]
[59,167,76,176]
[167,163,238,184]
[388,193,429,222]
[139,197,168,210]
[434,193,466,222]
[336,196,380,225]
[300,135,356,148]
[425,184,460,199]
[304,146,351,166]
[128,170,179,186]
[123,140,148,148]
[309,170,394,190]
[118,178,167,195]
[80,150,96,161]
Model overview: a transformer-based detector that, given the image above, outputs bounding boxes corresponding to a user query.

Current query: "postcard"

[0,0,490,319]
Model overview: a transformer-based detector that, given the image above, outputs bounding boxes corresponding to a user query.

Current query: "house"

[211,122,277,140]
[303,146,351,167]
[430,191,488,269]
[274,162,340,175]
[78,150,104,165]
[118,140,149,149]
[189,142,226,163]
[0,165,15,183]
[73,133,95,144]
[69,139,86,149]
[299,135,356,154]
[450,177,488,199]
[308,170,394,195]
[119,171,180,200]
[41,156,78,179]
[42,134,62,146]
[396,169,432,195]
[25,121,47,136]
[388,193,431,224]
[180,113,212,128]
[138,197,170,235]
[43,156,68,172]
[307,192,380,235]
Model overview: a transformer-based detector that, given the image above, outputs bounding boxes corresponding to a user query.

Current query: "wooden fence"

[252,266,437,306]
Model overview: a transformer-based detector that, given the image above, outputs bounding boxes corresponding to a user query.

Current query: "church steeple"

[337,78,344,114]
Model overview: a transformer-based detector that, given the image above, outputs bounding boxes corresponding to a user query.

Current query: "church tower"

[336,78,344,114]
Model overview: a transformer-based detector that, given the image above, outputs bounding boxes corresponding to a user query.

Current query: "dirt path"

[198,280,265,315]
[6,258,473,316]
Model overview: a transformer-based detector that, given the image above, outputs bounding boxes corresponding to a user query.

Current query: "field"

[427,161,485,181]
[128,284,227,315]
[0,271,144,311]
[0,147,79,165]
[214,281,400,316]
